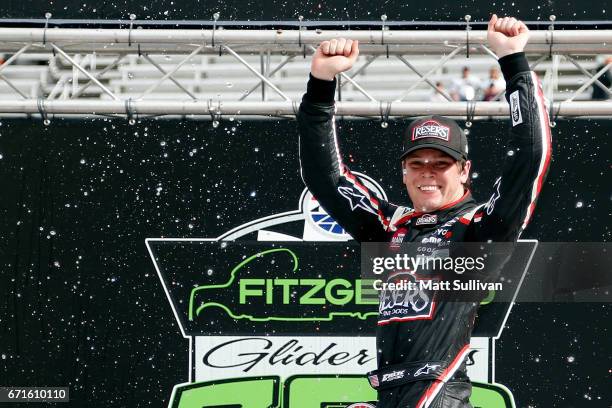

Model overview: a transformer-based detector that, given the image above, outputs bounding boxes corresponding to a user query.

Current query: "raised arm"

[465,15,552,241]
[298,39,404,242]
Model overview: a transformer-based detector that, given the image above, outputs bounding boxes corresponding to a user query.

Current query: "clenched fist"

[311,38,359,81]
[487,14,530,58]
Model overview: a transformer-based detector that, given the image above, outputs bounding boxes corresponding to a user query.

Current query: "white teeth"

[419,185,439,191]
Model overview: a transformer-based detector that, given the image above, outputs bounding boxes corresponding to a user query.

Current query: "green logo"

[169,375,515,408]
[188,248,378,322]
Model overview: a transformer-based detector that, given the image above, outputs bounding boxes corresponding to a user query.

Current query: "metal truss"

[0,19,611,121]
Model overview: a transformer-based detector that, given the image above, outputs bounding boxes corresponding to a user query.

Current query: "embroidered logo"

[412,120,450,141]
[390,227,408,250]
[382,370,406,382]
[510,90,523,126]
[337,186,376,215]
[415,214,437,226]
[414,363,441,377]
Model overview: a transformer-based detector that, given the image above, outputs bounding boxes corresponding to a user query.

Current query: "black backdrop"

[1,1,611,406]
[0,116,610,407]
[0,0,611,23]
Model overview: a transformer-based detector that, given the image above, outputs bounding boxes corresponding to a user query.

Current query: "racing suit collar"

[430,189,473,213]
[395,190,475,228]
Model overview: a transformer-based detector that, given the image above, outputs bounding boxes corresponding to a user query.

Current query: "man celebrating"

[298,14,551,408]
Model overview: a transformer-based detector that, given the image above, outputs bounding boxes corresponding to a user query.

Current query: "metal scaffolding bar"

[2,99,611,117]
[564,61,612,102]
[1,43,610,55]
[0,72,28,98]
[0,24,611,119]
[141,53,197,100]
[71,54,125,98]
[341,55,379,87]
[396,55,453,101]
[338,71,377,102]
[260,51,266,101]
[50,43,119,100]
[239,55,295,101]
[395,46,465,102]
[0,43,31,73]
[478,44,499,60]
[47,75,69,100]
[564,55,612,97]
[0,27,610,45]
[490,53,552,102]
[0,28,610,55]
[137,44,205,99]
[222,44,291,101]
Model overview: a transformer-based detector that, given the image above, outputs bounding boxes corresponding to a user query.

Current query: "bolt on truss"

[0,20,611,120]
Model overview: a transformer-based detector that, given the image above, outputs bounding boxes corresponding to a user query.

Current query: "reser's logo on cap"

[412,120,450,141]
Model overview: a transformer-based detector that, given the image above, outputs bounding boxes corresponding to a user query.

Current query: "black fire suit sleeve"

[465,52,552,242]
[297,75,399,242]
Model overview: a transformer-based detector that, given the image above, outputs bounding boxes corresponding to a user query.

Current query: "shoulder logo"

[303,172,387,239]
[510,90,523,127]
[337,186,377,215]
[412,120,450,141]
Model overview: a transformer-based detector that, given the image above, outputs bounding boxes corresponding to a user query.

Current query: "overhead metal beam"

[0,24,609,119]
[0,43,610,55]
[0,27,610,45]
[1,99,611,117]
[0,28,611,54]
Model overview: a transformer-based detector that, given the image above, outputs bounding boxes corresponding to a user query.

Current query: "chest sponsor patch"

[510,90,523,127]
[412,120,450,141]
[390,227,408,250]
[415,213,437,226]
[378,272,436,324]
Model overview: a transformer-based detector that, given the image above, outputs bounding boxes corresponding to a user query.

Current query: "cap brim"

[399,144,464,161]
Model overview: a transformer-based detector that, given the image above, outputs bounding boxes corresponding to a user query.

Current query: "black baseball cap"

[399,115,468,161]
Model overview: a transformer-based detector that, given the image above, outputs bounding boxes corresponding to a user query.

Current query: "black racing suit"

[298,52,552,408]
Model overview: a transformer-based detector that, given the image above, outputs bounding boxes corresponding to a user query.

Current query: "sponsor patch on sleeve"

[509,90,523,127]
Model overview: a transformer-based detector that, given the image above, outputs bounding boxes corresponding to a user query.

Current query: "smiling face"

[402,148,471,212]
